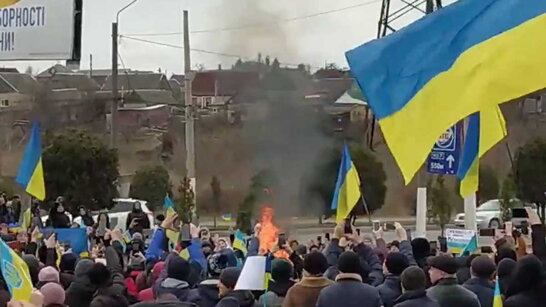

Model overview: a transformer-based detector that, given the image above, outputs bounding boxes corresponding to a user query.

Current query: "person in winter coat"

[504,254,546,307]
[496,258,516,296]
[377,252,410,307]
[46,202,71,228]
[393,266,439,307]
[88,233,127,298]
[322,224,345,268]
[154,255,193,302]
[258,259,295,307]
[426,255,480,307]
[456,254,479,284]
[463,255,496,307]
[411,238,432,287]
[138,261,165,302]
[23,254,40,286]
[283,251,332,307]
[89,294,129,307]
[65,259,95,307]
[126,202,150,235]
[316,251,383,307]
[40,282,66,307]
[0,275,11,307]
[216,267,255,307]
[59,253,78,289]
[95,213,110,244]
[78,207,95,227]
[37,266,60,289]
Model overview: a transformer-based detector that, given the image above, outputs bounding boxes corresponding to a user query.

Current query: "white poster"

[0,0,74,60]
[445,228,476,252]
[235,256,266,291]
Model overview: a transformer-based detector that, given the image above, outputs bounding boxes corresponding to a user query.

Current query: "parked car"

[454,199,536,229]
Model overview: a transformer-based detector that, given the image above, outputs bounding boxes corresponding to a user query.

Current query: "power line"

[119,35,324,69]
[122,0,381,37]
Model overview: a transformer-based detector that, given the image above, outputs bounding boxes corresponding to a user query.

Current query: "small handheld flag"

[0,238,33,301]
[221,213,232,222]
[459,234,479,256]
[331,144,362,223]
[493,277,503,307]
[233,229,248,255]
[164,195,179,249]
[16,121,45,201]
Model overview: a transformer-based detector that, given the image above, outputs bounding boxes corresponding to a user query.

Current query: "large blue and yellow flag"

[493,277,503,307]
[457,106,506,197]
[331,144,361,223]
[0,238,33,301]
[346,0,546,184]
[16,121,45,200]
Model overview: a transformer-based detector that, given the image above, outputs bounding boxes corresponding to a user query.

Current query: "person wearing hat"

[258,259,295,307]
[216,267,255,307]
[376,252,410,307]
[317,251,382,307]
[463,255,496,307]
[283,251,332,307]
[155,255,193,301]
[66,259,97,307]
[392,266,439,307]
[426,255,480,307]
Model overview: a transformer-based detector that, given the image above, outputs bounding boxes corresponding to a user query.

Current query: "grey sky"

[4,0,456,75]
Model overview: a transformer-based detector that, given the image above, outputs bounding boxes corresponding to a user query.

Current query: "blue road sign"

[427,123,462,175]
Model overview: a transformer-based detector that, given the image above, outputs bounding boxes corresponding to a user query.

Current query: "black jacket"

[505,281,546,307]
[65,275,96,307]
[216,290,255,307]
[47,212,71,228]
[316,273,383,307]
[127,210,150,234]
[81,214,95,227]
[463,277,494,307]
[377,275,402,307]
[188,280,220,307]
[393,290,440,307]
[427,278,480,307]
[132,300,197,307]
[155,278,192,302]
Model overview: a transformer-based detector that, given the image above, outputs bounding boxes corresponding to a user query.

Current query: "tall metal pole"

[111,22,119,148]
[184,10,196,201]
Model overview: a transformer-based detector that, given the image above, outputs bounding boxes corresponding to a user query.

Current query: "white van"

[71,198,155,232]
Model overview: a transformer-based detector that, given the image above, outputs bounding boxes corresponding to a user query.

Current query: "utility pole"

[111,21,119,148]
[184,10,196,203]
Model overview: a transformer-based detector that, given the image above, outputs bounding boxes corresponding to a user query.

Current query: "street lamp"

[111,0,138,148]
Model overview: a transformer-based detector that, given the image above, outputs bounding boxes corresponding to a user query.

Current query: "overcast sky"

[4,0,456,75]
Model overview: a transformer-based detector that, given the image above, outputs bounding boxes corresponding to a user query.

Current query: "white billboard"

[0,0,74,60]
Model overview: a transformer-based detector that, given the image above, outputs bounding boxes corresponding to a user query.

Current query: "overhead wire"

[121,0,382,37]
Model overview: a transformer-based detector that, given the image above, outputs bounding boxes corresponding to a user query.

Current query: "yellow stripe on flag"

[26,159,45,201]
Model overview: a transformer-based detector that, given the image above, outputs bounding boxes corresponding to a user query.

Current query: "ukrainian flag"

[0,238,32,301]
[331,144,361,223]
[493,277,503,307]
[233,229,247,256]
[164,195,178,249]
[457,106,506,197]
[221,213,232,222]
[15,121,45,200]
[20,208,31,230]
[346,0,546,184]
[459,234,478,256]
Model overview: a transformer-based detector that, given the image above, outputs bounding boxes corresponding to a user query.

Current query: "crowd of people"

[0,198,545,307]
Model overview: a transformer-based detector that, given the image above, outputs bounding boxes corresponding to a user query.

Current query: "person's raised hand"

[129,218,139,229]
[110,229,123,243]
[394,222,408,241]
[190,223,200,239]
[45,233,56,249]
[161,213,178,232]
[526,207,542,226]
[373,226,384,240]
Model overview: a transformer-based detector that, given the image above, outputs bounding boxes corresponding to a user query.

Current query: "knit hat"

[167,256,190,281]
[40,282,65,306]
[88,263,111,286]
[495,247,517,264]
[59,253,78,273]
[401,266,427,291]
[338,251,361,275]
[295,245,307,256]
[428,255,459,274]
[38,266,60,283]
[219,267,241,289]
[75,259,94,277]
[471,255,496,278]
[303,251,328,275]
[385,252,410,275]
[497,258,517,278]
[271,259,293,281]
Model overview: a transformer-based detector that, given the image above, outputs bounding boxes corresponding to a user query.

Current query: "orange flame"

[258,206,279,253]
